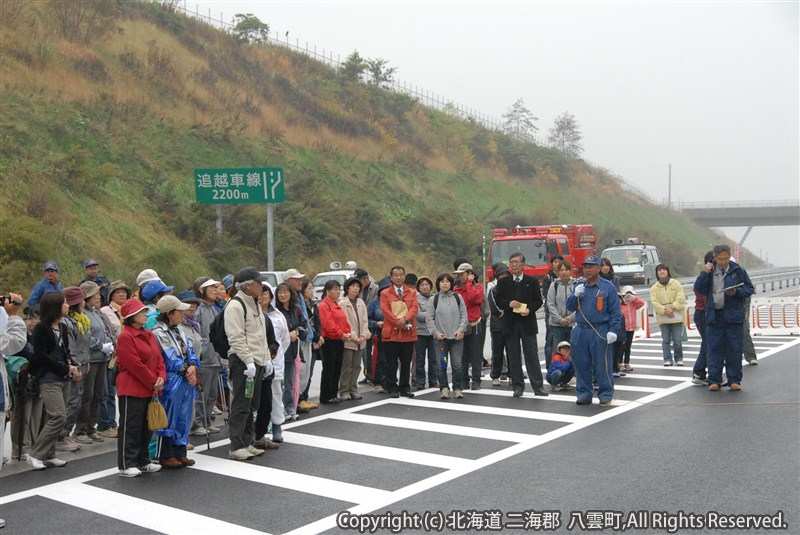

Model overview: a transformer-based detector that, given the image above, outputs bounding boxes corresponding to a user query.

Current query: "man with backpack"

[220,267,271,461]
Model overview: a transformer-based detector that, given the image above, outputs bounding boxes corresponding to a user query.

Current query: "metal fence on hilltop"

[170,1,659,205]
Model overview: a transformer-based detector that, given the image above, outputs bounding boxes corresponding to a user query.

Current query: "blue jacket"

[566,277,622,335]
[693,260,754,324]
[28,278,63,307]
[152,322,199,446]
[368,298,384,337]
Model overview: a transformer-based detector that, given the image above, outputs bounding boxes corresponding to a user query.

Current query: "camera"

[1,295,23,306]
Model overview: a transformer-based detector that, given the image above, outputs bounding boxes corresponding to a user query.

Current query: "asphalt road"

[1,333,798,535]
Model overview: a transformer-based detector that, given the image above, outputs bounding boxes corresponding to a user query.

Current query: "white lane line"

[1,467,118,504]
[388,397,587,423]
[281,432,463,469]
[614,384,662,393]
[615,373,691,381]
[329,412,536,443]
[39,481,270,535]
[191,454,389,504]
[626,364,694,371]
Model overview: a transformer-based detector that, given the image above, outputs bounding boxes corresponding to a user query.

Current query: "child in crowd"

[546,341,574,392]
[618,286,645,372]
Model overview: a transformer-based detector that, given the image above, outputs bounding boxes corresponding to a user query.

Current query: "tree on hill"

[232,13,270,44]
[339,51,367,82]
[548,112,584,157]
[365,58,397,86]
[502,98,538,139]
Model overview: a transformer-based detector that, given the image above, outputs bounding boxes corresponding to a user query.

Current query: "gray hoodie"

[425,291,467,339]
[546,278,576,328]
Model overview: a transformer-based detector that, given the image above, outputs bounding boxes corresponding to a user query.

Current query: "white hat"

[620,285,635,296]
[200,278,222,290]
[284,268,305,279]
[557,341,571,350]
[155,295,190,314]
[136,269,160,287]
[453,262,474,274]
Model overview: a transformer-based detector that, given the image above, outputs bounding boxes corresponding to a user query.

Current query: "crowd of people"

[0,244,756,501]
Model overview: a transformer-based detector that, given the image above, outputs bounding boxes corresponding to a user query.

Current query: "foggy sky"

[194,1,799,267]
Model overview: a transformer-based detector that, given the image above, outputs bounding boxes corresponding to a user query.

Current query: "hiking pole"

[197,382,211,450]
[217,371,229,425]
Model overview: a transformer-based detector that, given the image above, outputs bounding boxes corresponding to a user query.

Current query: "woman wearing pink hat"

[115,299,166,477]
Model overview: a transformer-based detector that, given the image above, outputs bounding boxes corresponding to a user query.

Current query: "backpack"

[209,296,246,358]
[433,292,462,311]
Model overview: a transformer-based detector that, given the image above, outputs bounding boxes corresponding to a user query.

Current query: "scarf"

[69,310,91,334]
[659,278,670,287]
[183,316,201,333]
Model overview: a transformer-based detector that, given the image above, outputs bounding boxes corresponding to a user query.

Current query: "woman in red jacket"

[116,298,166,478]
[317,280,351,405]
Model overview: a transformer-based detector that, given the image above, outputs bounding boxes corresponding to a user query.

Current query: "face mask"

[623,294,635,303]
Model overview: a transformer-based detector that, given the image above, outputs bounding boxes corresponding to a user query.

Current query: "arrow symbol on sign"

[263,170,282,200]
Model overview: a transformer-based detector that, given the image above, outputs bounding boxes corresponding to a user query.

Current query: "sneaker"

[252,437,280,450]
[373,385,385,394]
[613,372,621,378]
[440,388,450,399]
[414,384,425,391]
[358,377,371,384]
[500,374,508,381]
[72,434,93,445]
[98,428,118,438]
[299,400,318,410]
[211,406,223,415]
[26,456,46,470]
[617,371,627,377]
[176,456,196,466]
[229,448,255,461]
[599,399,613,406]
[492,378,501,387]
[454,390,464,399]
[206,426,221,433]
[576,398,592,405]
[119,467,141,477]
[663,361,673,367]
[87,433,104,443]
[139,463,161,473]
[56,439,80,452]
[186,443,194,451]
[691,374,708,386]
[389,392,400,398]
[729,383,742,391]
[246,445,266,457]
[748,359,758,366]
[297,407,310,414]
[190,426,209,436]
[400,391,415,398]
[709,384,720,391]
[350,394,363,400]
[676,361,684,366]
[471,382,481,391]
[551,384,563,392]
[44,458,67,467]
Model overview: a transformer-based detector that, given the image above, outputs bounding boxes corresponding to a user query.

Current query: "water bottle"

[440,347,448,369]
[245,376,254,399]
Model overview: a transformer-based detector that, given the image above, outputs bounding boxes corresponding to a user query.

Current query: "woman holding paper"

[649,264,686,366]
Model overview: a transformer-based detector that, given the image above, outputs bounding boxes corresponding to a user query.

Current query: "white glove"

[263,359,274,377]
[101,342,114,355]
[244,362,256,378]
[606,332,617,344]
[573,284,585,298]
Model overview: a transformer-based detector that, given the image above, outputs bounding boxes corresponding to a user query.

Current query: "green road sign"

[194,168,285,204]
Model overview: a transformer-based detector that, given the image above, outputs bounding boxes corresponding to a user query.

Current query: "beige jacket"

[649,279,686,325]
[339,297,370,350]
[224,291,267,365]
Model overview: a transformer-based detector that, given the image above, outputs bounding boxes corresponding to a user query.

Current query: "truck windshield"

[490,239,548,266]
[603,249,642,266]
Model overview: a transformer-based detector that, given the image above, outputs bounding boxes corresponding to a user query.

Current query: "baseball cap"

[354,268,369,279]
[582,255,601,265]
[557,341,571,350]
[156,295,190,314]
[84,259,99,268]
[236,266,269,283]
[43,261,59,271]
[136,269,160,287]
[284,268,305,280]
[453,262,474,274]
[141,280,173,301]
[177,290,203,304]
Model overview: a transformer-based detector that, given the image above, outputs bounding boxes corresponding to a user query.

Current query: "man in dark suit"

[494,252,548,397]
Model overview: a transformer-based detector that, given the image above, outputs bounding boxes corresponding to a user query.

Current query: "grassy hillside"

[0,1,746,291]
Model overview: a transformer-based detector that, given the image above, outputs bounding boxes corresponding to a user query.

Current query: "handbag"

[147,395,168,431]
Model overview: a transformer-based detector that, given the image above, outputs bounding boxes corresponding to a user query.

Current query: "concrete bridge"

[679,200,800,246]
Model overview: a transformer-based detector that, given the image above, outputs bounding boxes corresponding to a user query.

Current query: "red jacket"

[620,296,646,332]
[381,285,419,342]
[318,297,351,340]
[116,326,166,398]
[455,280,484,323]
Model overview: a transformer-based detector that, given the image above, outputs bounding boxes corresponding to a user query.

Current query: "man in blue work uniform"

[693,244,754,392]
[27,261,63,308]
[566,254,622,406]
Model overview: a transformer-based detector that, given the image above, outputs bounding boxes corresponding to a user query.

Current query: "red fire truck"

[486,224,597,284]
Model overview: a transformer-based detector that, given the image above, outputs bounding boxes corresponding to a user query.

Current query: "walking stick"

[197,382,211,450]
[217,371,229,425]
